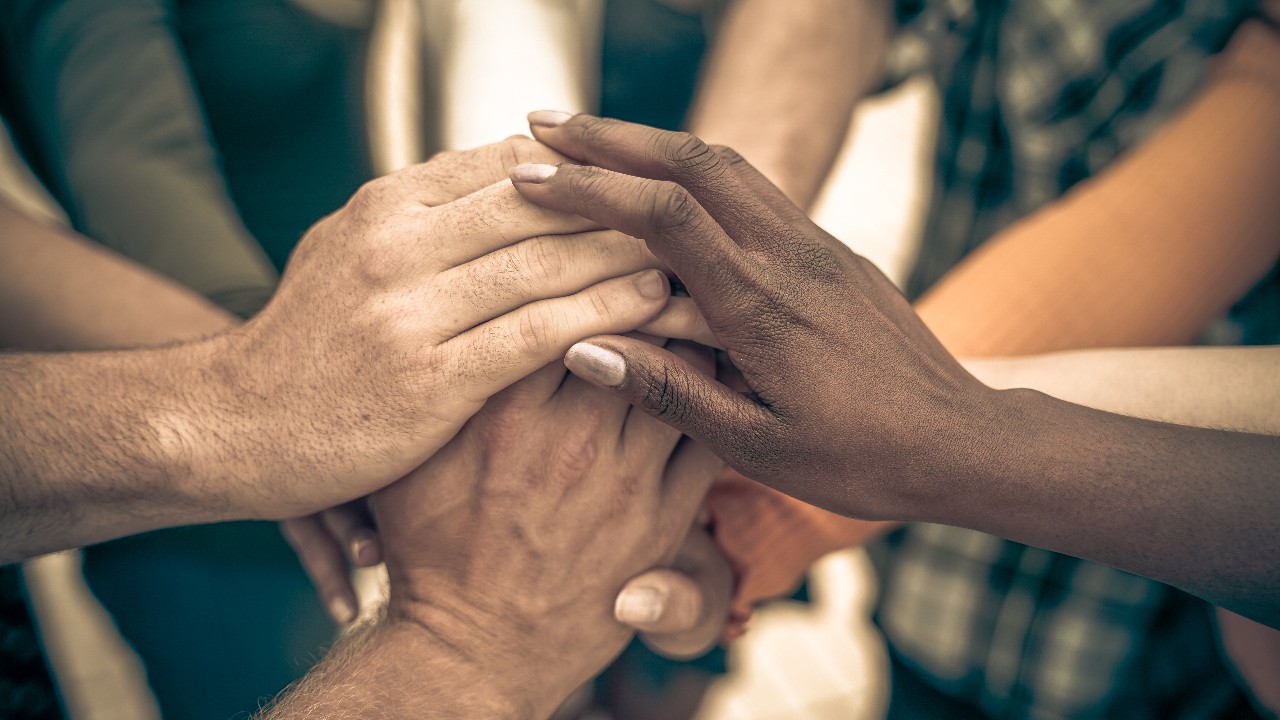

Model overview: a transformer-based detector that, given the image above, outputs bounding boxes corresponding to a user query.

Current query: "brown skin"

[512,113,996,521]
[261,350,723,719]
[509,113,1280,629]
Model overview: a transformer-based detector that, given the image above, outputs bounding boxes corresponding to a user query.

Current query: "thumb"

[563,336,773,468]
[614,567,728,660]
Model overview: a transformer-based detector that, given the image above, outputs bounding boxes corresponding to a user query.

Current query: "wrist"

[883,383,1038,523]
[161,328,273,522]
[386,592,549,718]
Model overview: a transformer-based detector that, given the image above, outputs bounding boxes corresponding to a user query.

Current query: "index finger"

[396,134,570,207]
[525,112,795,250]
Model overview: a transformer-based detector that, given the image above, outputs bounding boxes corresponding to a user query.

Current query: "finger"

[660,436,727,533]
[628,526,734,659]
[430,179,599,268]
[319,505,382,567]
[709,144,812,227]
[431,230,660,338]
[401,135,569,207]
[616,570,718,660]
[279,518,358,625]
[443,269,673,405]
[636,297,721,349]
[620,340,715,458]
[552,332,670,441]
[564,336,775,476]
[509,162,767,326]
[526,112,797,247]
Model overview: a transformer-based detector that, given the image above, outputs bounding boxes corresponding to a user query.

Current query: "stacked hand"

[511,112,1002,523]
[260,136,734,652]
[370,347,724,717]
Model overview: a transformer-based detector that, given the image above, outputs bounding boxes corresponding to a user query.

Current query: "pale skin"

[684,0,891,208]
[0,137,726,656]
[0,134,679,562]
[506,112,1280,630]
[259,349,723,719]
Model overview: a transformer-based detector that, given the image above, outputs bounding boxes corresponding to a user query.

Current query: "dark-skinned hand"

[509,111,1007,522]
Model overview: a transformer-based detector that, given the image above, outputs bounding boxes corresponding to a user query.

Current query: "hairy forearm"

[687,0,891,207]
[0,340,236,561]
[258,610,533,720]
[911,387,1280,627]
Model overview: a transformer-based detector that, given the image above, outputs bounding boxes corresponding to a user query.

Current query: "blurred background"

[0,1,935,718]
[13,0,1270,719]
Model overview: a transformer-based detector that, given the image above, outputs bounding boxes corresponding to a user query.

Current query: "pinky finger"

[280,517,359,625]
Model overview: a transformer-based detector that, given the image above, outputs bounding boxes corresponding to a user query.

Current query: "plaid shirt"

[867,1,1269,718]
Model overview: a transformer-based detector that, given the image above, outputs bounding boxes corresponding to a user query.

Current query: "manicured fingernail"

[351,535,380,566]
[615,585,666,625]
[329,597,356,625]
[635,270,668,299]
[565,342,627,387]
[510,163,558,184]
[528,110,573,128]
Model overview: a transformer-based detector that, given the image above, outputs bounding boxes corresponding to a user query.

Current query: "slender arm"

[695,15,1280,620]
[686,0,891,207]
[0,199,237,351]
[965,346,1280,434]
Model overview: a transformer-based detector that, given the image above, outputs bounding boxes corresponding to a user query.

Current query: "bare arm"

[0,199,236,350]
[0,138,674,562]
[686,0,891,207]
[651,15,1280,623]
[509,112,1280,628]
[965,347,1280,435]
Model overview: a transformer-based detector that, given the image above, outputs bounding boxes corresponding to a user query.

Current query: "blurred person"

[504,113,1280,714]
[622,1,1280,717]
[0,2,371,714]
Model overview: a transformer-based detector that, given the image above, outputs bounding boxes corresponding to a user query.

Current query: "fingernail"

[329,597,356,625]
[351,535,380,566]
[615,585,666,625]
[565,342,627,387]
[510,163,558,184]
[528,110,573,128]
[635,270,668,300]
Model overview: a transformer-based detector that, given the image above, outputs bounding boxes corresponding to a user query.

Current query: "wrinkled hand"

[285,496,734,646]
[204,135,669,521]
[369,346,723,717]
[511,112,1002,521]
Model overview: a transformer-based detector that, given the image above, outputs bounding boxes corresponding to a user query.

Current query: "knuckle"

[640,363,692,424]
[649,182,701,235]
[516,303,556,352]
[566,165,609,205]
[345,178,386,216]
[576,115,611,148]
[495,135,533,171]
[709,144,746,166]
[547,425,601,486]
[584,285,617,323]
[521,236,566,281]
[663,132,720,176]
